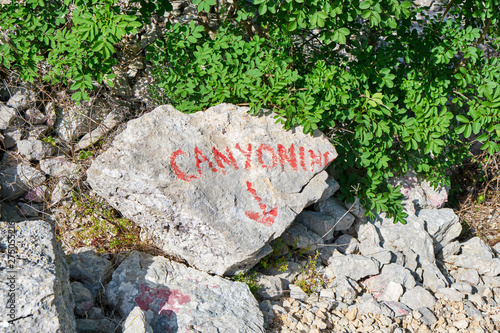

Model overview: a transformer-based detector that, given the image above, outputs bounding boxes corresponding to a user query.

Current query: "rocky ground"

[1,1,500,332]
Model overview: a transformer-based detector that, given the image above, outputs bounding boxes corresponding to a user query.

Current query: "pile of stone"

[1,103,500,333]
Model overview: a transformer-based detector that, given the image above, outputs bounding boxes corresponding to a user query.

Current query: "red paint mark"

[309,149,323,171]
[195,146,217,175]
[324,151,336,166]
[244,181,278,226]
[257,144,277,169]
[212,147,239,175]
[170,149,198,182]
[299,147,307,171]
[135,283,191,317]
[277,144,298,171]
[235,143,252,169]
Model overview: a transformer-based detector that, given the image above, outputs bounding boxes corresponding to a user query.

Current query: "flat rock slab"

[0,220,76,332]
[106,251,265,333]
[87,104,337,275]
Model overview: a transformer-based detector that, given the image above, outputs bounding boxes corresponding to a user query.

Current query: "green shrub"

[2,0,500,224]
[0,0,171,102]
[147,0,500,223]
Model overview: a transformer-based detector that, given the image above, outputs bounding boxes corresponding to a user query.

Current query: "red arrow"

[244,181,278,226]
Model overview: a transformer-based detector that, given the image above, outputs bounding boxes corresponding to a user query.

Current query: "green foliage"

[2,0,500,224]
[147,0,500,223]
[233,271,260,298]
[69,192,141,251]
[294,250,324,294]
[0,0,170,103]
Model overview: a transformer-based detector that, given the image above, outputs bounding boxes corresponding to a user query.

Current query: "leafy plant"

[147,0,500,223]
[233,271,260,298]
[293,250,324,294]
[0,0,170,103]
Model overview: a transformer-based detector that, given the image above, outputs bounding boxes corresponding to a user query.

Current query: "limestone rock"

[296,211,337,241]
[460,237,495,260]
[54,98,111,143]
[40,157,80,180]
[68,250,113,298]
[388,170,449,214]
[123,306,153,333]
[0,163,46,200]
[105,251,265,332]
[417,208,461,253]
[71,282,94,317]
[325,252,380,281]
[364,264,416,298]
[315,197,356,231]
[400,286,436,310]
[0,102,16,130]
[87,104,336,275]
[0,220,76,332]
[281,221,322,251]
[16,139,55,161]
[333,234,359,254]
[255,273,285,300]
[319,176,340,202]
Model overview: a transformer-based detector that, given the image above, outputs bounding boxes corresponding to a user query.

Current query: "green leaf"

[359,1,371,9]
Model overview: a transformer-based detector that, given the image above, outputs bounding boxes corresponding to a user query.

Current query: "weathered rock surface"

[106,251,265,332]
[0,102,16,130]
[16,139,55,161]
[87,104,336,275]
[315,197,356,231]
[417,208,461,253]
[0,163,46,200]
[0,220,76,332]
[68,249,113,298]
[325,251,380,281]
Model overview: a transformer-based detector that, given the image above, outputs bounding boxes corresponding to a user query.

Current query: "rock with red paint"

[87,103,337,275]
[106,251,265,332]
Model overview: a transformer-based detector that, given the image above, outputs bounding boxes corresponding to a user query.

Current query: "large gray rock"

[87,104,337,275]
[0,220,76,332]
[417,208,461,253]
[105,251,265,332]
[374,214,448,291]
[325,251,380,281]
[0,163,46,200]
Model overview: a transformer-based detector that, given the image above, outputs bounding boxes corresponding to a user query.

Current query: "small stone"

[16,139,55,161]
[377,281,404,302]
[315,197,356,231]
[434,288,464,302]
[71,281,94,317]
[400,286,436,310]
[0,102,16,130]
[122,306,153,333]
[451,282,473,294]
[417,307,437,326]
[334,234,359,254]
[346,307,358,321]
[454,320,469,329]
[290,284,308,301]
